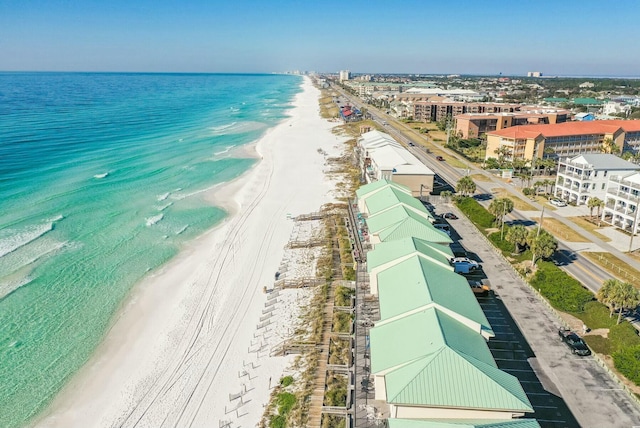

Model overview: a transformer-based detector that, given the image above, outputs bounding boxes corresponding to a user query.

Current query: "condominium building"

[413,100,519,123]
[555,154,639,205]
[486,120,640,162]
[455,109,571,139]
[602,172,640,234]
[339,70,350,81]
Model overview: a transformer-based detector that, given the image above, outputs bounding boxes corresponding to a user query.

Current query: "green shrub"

[280,375,294,387]
[270,415,286,428]
[332,312,352,333]
[572,301,617,330]
[334,286,354,307]
[529,261,594,312]
[277,392,296,415]
[614,345,640,385]
[455,197,496,229]
[583,335,612,355]
[609,323,640,353]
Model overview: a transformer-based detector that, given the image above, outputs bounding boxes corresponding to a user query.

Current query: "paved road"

[332,83,635,295]
[438,200,640,428]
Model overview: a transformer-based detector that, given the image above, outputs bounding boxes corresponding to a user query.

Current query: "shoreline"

[34,76,345,427]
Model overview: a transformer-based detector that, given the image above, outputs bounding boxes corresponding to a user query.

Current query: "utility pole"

[501,200,506,240]
[532,205,545,266]
[629,204,640,252]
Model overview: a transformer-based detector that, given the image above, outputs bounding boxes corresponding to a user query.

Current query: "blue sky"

[1,0,638,76]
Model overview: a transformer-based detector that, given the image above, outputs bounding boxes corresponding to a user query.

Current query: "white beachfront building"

[357,130,434,197]
[602,172,640,235]
[555,154,639,205]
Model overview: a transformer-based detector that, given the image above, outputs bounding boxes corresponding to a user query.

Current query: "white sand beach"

[35,77,344,427]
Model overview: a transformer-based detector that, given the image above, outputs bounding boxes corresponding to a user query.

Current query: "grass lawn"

[470,173,492,182]
[568,216,612,242]
[582,252,640,286]
[491,188,537,211]
[537,217,590,242]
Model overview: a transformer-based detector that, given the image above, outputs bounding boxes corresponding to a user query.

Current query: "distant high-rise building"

[339,70,351,81]
[527,71,543,77]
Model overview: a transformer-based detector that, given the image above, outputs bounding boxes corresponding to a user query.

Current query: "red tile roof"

[488,120,640,139]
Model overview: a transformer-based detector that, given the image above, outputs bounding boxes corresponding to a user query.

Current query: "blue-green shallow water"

[0,72,302,427]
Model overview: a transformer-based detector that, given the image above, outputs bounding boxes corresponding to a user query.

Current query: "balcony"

[608,189,640,203]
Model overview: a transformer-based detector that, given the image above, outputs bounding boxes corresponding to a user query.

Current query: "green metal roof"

[543,97,568,103]
[367,237,453,272]
[388,419,541,428]
[385,348,532,412]
[355,179,411,199]
[370,307,495,374]
[366,205,432,234]
[571,97,602,105]
[376,256,492,335]
[378,217,452,244]
[363,186,430,217]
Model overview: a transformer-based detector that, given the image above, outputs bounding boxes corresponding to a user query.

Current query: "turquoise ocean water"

[0,72,301,427]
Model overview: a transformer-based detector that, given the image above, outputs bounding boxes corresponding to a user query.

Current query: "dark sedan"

[443,212,458,220]
[559,328,591,356]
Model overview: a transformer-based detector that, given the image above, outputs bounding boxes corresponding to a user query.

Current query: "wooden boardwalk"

[307,286,335,427]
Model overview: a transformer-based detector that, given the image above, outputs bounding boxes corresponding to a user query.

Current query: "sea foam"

[145,214,164,227]
[0,216,63,259]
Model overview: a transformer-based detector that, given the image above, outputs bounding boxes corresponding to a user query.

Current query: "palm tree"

[533,180,545,195]
[440,190,453,203]
[488,198,514,231]
[598,279,618,318]
[597,279,640,324]
[600,137,621,154]
[543,178,555,195]
[587,197,603,219]
[506,225,528,254]
[494,146,511,168]
[456,176,476,197]
[615,282,640,324]
[527,229,558,266]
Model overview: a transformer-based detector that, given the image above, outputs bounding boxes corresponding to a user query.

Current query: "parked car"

[550,198,567,207]
[558,328,591,356]
[449,242,467,258]
[443,212,458,220]
[469,280,490,296]
[450,257,479,274]
[434,223,451,236]
[435,156,445,161]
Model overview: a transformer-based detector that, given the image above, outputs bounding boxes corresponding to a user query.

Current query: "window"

[602,183,606,190]
[592,183,596,190]
[604,170,608,177]
[594,171,598,177]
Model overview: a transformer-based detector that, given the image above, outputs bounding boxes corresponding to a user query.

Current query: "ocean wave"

[157,192,170,201]
[145,214,164,227]
[93,172,109,179]
[0,216,63,259]
[171,182,223,200]
[0,240,67,283]
[0,276,34,301]
[176,225,188,235]
[210,122,237,132]
[157,202,173,211]
[213,145,236,156]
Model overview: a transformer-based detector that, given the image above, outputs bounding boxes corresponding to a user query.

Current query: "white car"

[550,198,567,207]
[450,257,479,274]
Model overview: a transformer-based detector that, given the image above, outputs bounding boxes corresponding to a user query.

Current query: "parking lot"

[477,291,579,427]
[431,199,640,428]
